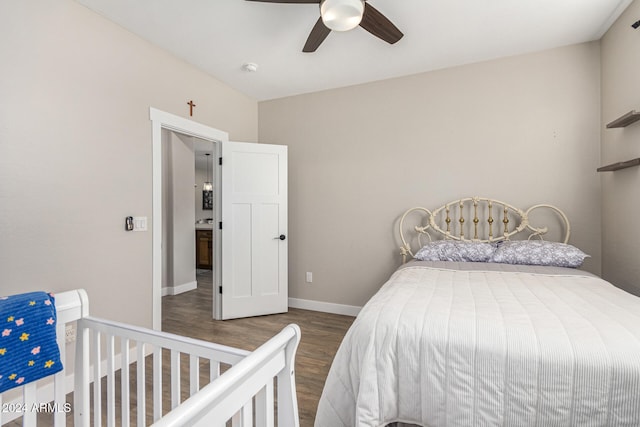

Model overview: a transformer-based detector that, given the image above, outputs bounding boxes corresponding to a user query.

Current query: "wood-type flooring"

[162,270,356,426]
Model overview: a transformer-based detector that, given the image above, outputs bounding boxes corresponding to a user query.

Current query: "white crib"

[0,289,301,426]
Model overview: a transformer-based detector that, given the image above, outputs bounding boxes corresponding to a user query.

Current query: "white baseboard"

[288,298,361,317]
[162,280,198,296]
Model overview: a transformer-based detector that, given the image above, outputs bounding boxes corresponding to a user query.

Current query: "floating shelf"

[606,110,640,128]
[597,158,640,172]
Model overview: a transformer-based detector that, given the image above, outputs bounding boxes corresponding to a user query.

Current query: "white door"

[220,141,288,319]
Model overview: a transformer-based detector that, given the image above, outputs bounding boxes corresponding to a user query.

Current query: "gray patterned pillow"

[414,240,495,262]
[490,240,589,268]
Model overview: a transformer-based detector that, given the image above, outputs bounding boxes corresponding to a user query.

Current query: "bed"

[316,197,640,427]
[0,289,301,427]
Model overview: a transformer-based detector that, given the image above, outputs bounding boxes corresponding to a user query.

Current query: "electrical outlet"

[306,272,313,283]
[65,324,76,344]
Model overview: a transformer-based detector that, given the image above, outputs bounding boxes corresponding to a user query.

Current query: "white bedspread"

[315,262,640,427]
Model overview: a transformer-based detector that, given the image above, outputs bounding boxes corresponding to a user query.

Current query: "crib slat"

[153,348,162,421]
[54,321,67,427]
[243,402,253,426]
[23,382,37,426]
[189,355,199,396]
[93,330,102,427]
[170,350,180,409]
[106,334,116,427]
[277,341,300,427]
[121,337,130,427]
[54,370,67,427]
[209,357,221,424]
[210,359,220,382]
[255,381,275,427]
[136,342,146,427]
[74,320,91,427]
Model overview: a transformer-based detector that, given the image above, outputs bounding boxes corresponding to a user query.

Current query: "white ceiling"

[75,0,632,101]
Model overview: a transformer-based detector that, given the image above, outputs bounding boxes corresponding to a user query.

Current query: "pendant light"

[203,153,213,191]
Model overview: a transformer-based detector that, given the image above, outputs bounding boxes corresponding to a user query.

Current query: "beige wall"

[0,1,257,327]
[259,43,602,307]
[0,0,617,318]
[601,0,640,296]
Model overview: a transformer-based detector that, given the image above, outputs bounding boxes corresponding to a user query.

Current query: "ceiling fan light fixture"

[320,0,364,32]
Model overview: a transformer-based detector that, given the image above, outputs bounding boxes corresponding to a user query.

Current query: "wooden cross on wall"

[187,100,196,116]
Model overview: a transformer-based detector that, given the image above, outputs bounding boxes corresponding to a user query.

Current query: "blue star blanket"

[0,292,63,393]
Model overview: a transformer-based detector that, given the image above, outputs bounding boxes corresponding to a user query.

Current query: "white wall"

[0,0,257,327]
[259,42,602,307]
[600,0,640,296]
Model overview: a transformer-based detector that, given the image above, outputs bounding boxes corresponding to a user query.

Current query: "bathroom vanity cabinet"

[196,229,213,269]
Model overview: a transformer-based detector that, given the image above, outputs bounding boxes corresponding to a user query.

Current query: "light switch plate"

[133,217,148,231]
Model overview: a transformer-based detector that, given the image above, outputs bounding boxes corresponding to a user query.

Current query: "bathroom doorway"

[152,108,288,325]
[159,128,220,327]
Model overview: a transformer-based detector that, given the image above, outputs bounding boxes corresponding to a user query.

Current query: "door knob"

[274,234,286,240]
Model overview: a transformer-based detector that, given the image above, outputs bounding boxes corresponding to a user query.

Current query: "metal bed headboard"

[399,196,571,264]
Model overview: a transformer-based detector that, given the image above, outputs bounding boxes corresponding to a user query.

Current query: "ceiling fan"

[246,0,403,52]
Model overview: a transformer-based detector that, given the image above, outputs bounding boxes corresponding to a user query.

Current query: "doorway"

[161,131,216,305]
[151,108,289,327]
[151,108,227,330]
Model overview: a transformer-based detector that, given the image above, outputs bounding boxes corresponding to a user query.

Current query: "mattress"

[315,261,640,427]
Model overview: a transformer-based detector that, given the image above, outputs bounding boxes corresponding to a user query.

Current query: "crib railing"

[0,289,301,427]
[151,324,300,427]
[75,316,300,427]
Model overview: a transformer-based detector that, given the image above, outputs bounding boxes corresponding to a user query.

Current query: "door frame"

[150,107,227,330]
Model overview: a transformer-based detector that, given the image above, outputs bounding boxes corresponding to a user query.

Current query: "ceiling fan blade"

[359,2,403,44]
[303,17,331,52]
[245,0,319,3]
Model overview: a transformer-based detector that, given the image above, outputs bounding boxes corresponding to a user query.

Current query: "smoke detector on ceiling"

[242,63,258,72]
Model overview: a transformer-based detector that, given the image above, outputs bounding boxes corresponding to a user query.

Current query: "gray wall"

[0,0,257,327]
[600,0,640,296]
[259,42,602,307]
[162,132,197,292]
